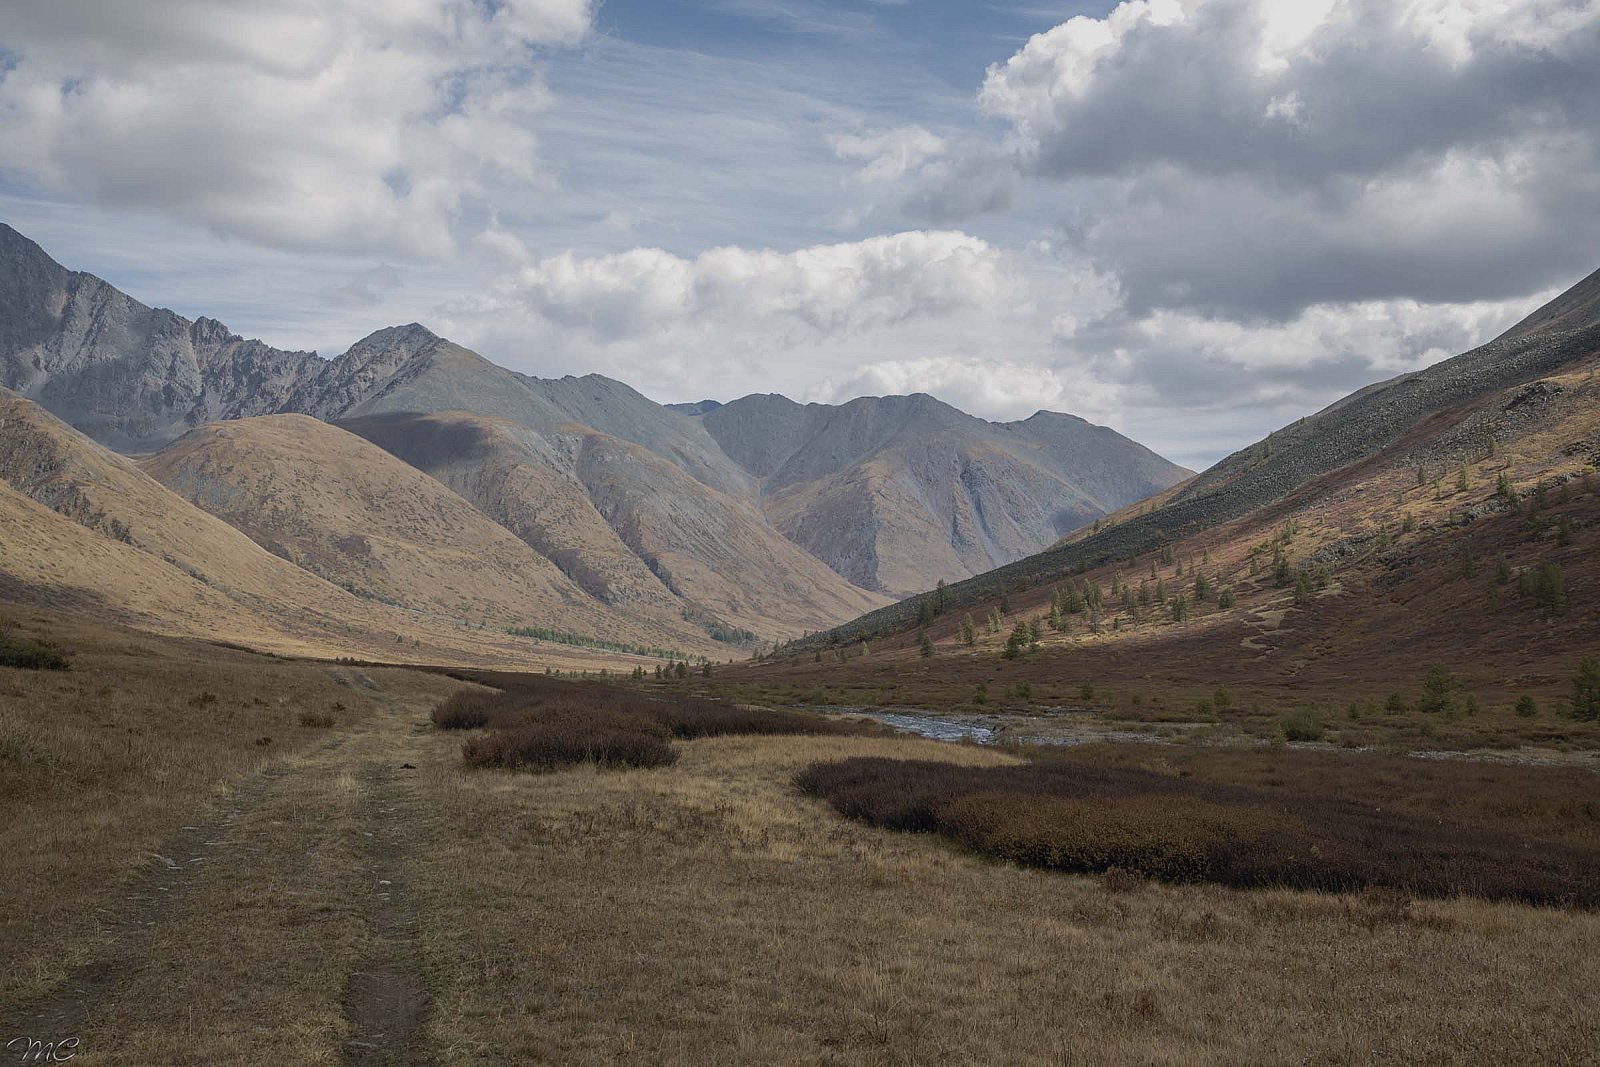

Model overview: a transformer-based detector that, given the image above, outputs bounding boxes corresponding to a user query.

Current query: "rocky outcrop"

[0,224,323,450]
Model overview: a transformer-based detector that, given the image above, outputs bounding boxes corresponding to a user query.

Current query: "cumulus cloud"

[806,355,1118,425]
[930,0,1600,318]
[0,0,593,256]
[499,230,1015,342]
[433,228,1544,468]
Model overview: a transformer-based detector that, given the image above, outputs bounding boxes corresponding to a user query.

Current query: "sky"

[2,1,1597,469]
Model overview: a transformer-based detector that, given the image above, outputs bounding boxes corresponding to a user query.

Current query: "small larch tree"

[1573,657,1600,721]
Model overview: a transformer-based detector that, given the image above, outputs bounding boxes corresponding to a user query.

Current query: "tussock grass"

[797,754,1600,906]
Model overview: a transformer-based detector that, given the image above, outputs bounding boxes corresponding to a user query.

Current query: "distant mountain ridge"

[0,222,1190,631]
[690,393,1190,595]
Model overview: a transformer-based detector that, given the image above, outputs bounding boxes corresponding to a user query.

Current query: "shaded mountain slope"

[0,224,321,450]
[1497,265,1600,340]
[694,393,1191,595]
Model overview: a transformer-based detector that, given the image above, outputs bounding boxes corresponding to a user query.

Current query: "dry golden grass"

[139,414,721,655]
[7,621,1599,1065]
[409,730,1600,1065]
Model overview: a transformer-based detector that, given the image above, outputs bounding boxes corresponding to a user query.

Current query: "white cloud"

[807,355,1117,425]
[499,230,1014,342]
[0,0,592,256]
[832,126,948,185]
[955,0,1600,317]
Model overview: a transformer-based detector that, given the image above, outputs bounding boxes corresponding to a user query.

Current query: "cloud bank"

[0,0,593,255]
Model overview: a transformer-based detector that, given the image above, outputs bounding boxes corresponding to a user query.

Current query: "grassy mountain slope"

[339,410,891,639]
[140,415,721,654]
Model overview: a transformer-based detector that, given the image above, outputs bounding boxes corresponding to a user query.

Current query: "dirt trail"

[0,699,442,1065]
[342,758,438,1067]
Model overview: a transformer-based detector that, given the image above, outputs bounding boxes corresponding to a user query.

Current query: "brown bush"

[431,690,500,729]
[437,674,860,773]
[942,792,1291,883]
[462,708,676,772]
[297,710,335,729]
[795,756,1600,907]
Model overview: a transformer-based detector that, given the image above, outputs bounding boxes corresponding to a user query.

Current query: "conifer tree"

[1002,622,1030,659]
[1573,657,1600,721]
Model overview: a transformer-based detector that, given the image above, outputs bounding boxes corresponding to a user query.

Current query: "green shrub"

[1279,711,1324,742]
[0,637,70,671]
[1515,695,1538,719]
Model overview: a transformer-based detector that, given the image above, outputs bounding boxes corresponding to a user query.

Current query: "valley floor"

[4,617,1599,1065]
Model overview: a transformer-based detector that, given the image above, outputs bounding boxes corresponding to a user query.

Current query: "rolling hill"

[0,390,679,667]
[335,410,888,637]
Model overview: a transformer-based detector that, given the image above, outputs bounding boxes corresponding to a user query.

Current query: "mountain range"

[777,261,1600,724]
[0,223,1188,651]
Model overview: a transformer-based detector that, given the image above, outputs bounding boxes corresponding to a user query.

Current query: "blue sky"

[2,0,1596,468]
